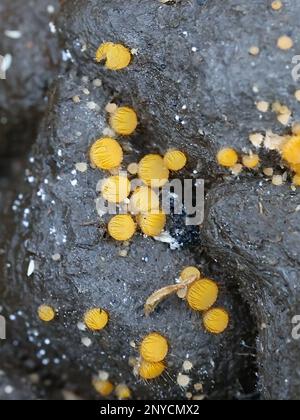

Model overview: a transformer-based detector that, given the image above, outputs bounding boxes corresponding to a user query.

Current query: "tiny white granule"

[81,337,92,347]
[27,260,35,277]
[4,30,22,39]
[177,373,190,387]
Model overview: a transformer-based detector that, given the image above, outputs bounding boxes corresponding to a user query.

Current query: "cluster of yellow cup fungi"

[138,332,169,380]
[180,266,229,335]
[217,147,260,170]
[93,379,132,399]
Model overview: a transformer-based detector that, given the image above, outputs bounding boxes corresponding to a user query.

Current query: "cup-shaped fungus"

[84,308,109,331]
[90,137,123,170]
[203,308,229,334]
[217,148,239,168]
[187,279,219,311]
[115,384,132,400]
[38,305,56,322]
[129,186,160,214]
[140,332,169,363]
[138,154,169,188]
[163,150,187,171]
[137,211,167,237]
[96,42,132,71]
[139,360,166,380]
[110,107,138,136]
[282,135,300,165]
[101,175,131,203]
[242,154,260,169]
[108,215,136,241]
[180,266,201,282]
[93,379,114,397]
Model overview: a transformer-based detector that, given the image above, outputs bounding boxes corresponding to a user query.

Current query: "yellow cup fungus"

[139,360,166,380]
[90,137,123,170]
[180,266,201,282]
[187,279,219,311]
[203,308,229,334]
[217,148,239,168]
[84,308,109,331]
[93,379,114,397]
[108,215,136,241]
[282,135,300,165]
[137,211,166,237]
[293,174,300,187]
[96,42,132,71]
[110,107,138,136]
[129,186,160,214]
[242,154,260,169]
[277,35,293,51]
[38,305,56,322]
[115,384,132,400]
[140,332,169,363]
[163,150,187,171]
[138,154,169,188]
[101,175,131,203]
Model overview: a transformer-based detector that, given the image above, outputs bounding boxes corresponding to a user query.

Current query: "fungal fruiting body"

[282,136,300,165]
[242,154,260,169]
[163,150,187,171]
[180,266,201,282]
[137,211,166,237]
[93,379,114,397]
[138,360,166,380]
[38,305,55,322]
[217,148,238,168]
[138,154,169,188]
[90,138,123,170]
[291,163,300,174]
[110,107,138,136]
[293,174,300,187]
[84,308,109,331]
[140,332,169,363]
[203,308,229,334]
[108,215,136,241]
[277,35,293,51]
[101,175,131,203]
[129,186,160,214]
[115,384,131,400]
[187,279,219,311]
[96,42,131,70]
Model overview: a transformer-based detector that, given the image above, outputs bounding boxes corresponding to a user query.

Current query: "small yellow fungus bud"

[137,211,167,237]
[138,154,169,188]
[140,332,169,363]
[203,308,229,334]
[282,136,300,165]
[163,150,187,171]
[180,266,201,282]
[187,279,219,312]
[271,0,282,10]
[110,107,138,136]
[139,360,166,380]
[96,42,131,70]
[101,175,131,203]
[108,215,136,241]
[127,162,139,175]
[249,46,260,56]
[293,174,300,186]
[277,35,293,50]
[115,384,131,400]
[242,154,260,169]
[84,308,109,331]
[93,379,114,397]
[217,148,238,168]
[38,305,55,322]
[90,137,123,170]
[129,187,160,214]
[256,101,269,113]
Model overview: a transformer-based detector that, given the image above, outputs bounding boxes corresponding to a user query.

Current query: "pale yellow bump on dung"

[90,137,123,170]
[115,384,132,400]
[180,266,201,282]
[110,107,138,136]
[163,150,187,171]
[138,154,169,188]
[187,279,219,311]
[93,379,114,397]
[140,332,169,363]
[84,308,109,331]
[101,175,131,203]
[108,215,136,241]
[138,360,166,380]
[96,42,131,70]
[129,186,160,214]
[137,211,166,237]
[242,154,260,169]
[203,308,229,334]
[38,305,56,322]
